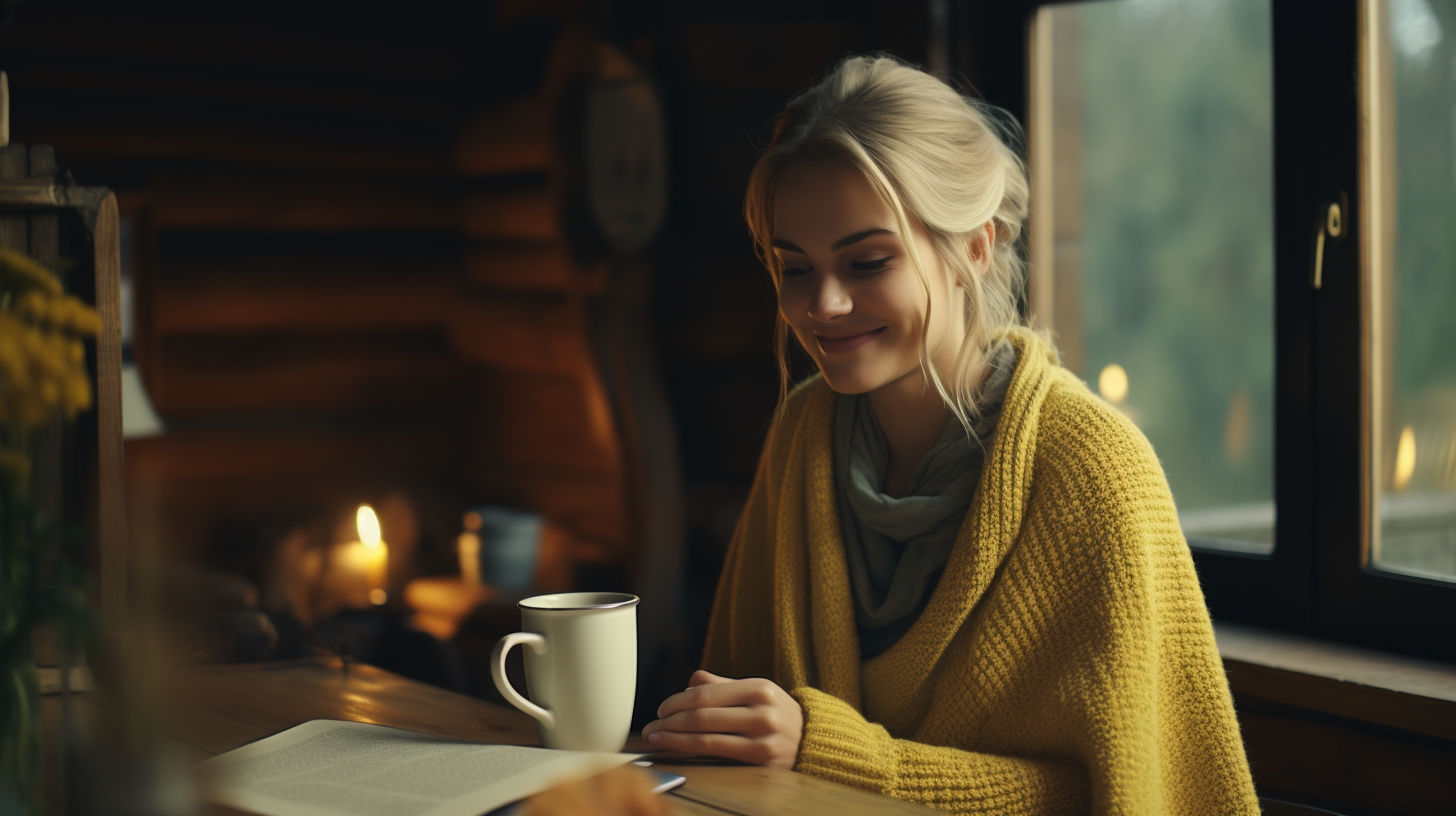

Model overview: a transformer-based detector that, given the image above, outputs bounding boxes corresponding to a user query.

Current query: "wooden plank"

[162,661,540,757]
[27,145,57,260]
[1218,623,1456,741]
[658,765,935,816]
[468,372,620,476]
[148,170,457,232]
[8,64,459,124]
[154,276,456,334]
[125,423,458,483]
[462,186,558,242]
[2,5,492,86]
[94,192,129,640]
[0,144,27,247]
[465,243,607,294]
[446,293,590,374]
[1236,696,1456,816]
[20,99,455,178]
[151,341,468,416]
[154,233,460,287]
[455,96,552,177]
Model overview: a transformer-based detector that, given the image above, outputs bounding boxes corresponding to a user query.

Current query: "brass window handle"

[1311,200,1344,290]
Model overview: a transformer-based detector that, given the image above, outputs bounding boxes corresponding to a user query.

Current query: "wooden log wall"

[0,1,634,586]
[1,0,929,603]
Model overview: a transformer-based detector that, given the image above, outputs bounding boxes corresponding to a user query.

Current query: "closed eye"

[850,257,891,272]
[782,265,812,278]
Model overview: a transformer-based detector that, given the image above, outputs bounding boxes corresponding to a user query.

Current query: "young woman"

[640,56,1259,814]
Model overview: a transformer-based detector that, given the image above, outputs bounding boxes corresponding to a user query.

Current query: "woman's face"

[772,162,966,396]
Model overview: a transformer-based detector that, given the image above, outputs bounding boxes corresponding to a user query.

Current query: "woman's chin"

[817,367,886,396]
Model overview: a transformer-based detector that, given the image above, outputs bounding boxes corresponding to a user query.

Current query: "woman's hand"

[639,669,804,770]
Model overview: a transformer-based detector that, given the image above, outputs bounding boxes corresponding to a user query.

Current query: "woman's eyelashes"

[781,256,892,278]
[850,257,892,271]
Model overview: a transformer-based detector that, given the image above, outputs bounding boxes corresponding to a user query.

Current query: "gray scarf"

[834,341,1017,659]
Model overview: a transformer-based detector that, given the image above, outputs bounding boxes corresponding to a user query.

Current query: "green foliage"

[1074,0,1276,511]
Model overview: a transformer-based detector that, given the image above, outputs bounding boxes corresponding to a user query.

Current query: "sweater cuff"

[789,686,897,793]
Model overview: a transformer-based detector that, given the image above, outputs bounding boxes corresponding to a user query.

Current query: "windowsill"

[1215,623,1456,742]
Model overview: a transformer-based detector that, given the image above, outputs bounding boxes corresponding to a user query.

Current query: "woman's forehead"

[772,163,895,244]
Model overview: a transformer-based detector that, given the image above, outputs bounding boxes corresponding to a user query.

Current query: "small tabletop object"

[405,576,495,641]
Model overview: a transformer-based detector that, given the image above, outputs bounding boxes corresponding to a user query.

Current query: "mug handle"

[491,632,556,729]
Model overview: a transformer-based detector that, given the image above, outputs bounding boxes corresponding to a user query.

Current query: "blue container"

[468,507,542,591]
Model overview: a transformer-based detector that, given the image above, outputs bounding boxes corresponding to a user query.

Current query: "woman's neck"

[866,368,952,499]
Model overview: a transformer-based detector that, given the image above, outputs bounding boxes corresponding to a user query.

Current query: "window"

[1029,0,1277,556]
[1011,0,1456,661]
[1366,0,1456,584]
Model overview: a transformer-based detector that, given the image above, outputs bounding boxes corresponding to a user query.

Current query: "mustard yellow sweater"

[701,328,1259,815]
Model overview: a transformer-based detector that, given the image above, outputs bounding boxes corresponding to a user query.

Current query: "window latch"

[1311,197,1346,289]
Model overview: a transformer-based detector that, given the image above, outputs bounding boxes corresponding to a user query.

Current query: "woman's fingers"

[688,669,730,687]
[641,729,761,763]
[641,704,761,737]
[656,676,780,719]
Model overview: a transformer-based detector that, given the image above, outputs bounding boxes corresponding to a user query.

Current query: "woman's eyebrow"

[831,228,894,250]
[771,228,896,254]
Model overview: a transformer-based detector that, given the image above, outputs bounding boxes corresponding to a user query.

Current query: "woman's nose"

[807,273,852,320]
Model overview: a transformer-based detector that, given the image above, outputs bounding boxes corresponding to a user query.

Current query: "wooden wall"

[1,0,930,598]
[0,1,635,587]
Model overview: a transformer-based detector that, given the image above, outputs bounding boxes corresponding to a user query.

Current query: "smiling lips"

[815,327,886,354]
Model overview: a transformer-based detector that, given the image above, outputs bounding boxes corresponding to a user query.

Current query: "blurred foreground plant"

[0,248,100,815]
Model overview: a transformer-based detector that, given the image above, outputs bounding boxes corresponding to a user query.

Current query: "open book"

[198,720,646,816]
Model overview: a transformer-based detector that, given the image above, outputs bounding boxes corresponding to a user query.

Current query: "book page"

[199,720,637,816]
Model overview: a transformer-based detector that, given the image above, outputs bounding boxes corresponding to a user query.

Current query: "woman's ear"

[967,222,996,276]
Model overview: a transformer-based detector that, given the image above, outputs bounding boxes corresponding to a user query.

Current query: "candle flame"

[357,504,382,548]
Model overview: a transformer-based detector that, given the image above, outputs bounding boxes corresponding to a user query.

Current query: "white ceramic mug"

[491,592,638,752]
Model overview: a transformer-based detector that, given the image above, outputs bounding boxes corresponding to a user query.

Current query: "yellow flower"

[0,248,63,297]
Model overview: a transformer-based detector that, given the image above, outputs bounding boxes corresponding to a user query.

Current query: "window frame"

[960,0,1456,663]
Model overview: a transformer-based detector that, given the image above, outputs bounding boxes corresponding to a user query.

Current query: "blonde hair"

[744,54,1030,431]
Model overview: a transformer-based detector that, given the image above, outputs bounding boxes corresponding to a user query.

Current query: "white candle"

[458,532,482,587]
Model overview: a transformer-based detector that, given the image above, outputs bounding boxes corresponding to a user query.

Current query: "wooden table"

[144,658,932,816]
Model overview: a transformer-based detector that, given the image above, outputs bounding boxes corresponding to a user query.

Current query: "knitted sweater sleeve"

[789,687,1090,815]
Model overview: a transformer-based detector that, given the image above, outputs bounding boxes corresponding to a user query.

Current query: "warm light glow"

[458,532,482,586]
[1394,425,1417,491]
[1098,364,1129,405]
[357,504,382,548]
[369,589,388,606]
[463,511,482,532]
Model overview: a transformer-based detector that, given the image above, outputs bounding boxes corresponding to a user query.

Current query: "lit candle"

[356,504,388,605]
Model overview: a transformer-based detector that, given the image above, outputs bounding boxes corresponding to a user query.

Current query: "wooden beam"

[17,98,455,178]
[149,170,458,232]
[151,344,468,417]
[456,96,552,178]
[125,423,459,483]
[154,275,456,334]
[464,244,606,294]
[462,186,558,242]
[1,4,493,87]
[94,192,128,636]
[467,371,620,476]
[446,292,588,375]
[10,64,460,124]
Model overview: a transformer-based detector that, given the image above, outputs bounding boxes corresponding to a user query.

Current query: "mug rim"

[518,591,640,611]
